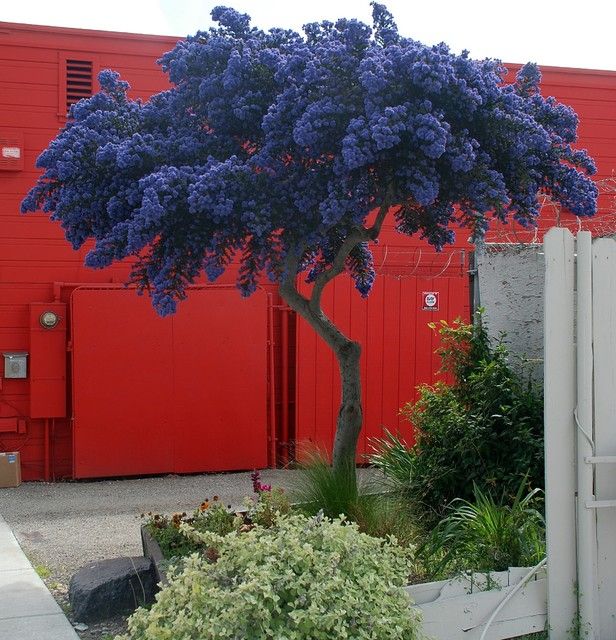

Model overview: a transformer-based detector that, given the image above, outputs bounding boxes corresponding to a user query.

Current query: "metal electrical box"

[3,352,28,379]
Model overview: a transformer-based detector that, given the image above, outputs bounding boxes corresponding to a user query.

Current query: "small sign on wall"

[422,291,439,311]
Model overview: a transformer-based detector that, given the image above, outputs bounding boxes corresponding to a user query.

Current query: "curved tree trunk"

[332,338,362,475]
[277,285,363,474]
[279,193,393,476]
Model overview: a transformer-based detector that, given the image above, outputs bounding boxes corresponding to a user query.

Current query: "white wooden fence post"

[575,231,597,639]
[544,228,577,639]
[591,238,616,640]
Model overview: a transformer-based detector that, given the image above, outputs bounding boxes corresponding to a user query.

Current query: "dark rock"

[69,556,157,622]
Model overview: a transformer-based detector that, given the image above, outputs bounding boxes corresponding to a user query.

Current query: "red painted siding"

[0,23,181,479]
[70,287,269,478]
[0,21,615,479]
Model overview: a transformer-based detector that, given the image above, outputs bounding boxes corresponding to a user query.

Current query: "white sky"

[2,0,616,71]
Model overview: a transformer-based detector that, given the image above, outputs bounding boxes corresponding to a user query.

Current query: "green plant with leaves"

[371,315,544,520]
[418,482,545,579]
[192,499,243,537]
[293,451,418,546]
[245,486,292,528]
[143,511,200,559]
[144,499,243,560]
[120,513,422,640]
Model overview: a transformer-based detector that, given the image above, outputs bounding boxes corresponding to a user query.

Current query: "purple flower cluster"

[22,4,597,314]
[250,470,271,493]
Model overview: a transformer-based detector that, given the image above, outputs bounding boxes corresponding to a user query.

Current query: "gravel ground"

[0,469,302,640]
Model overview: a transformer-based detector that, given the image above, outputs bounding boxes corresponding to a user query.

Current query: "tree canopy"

[22,4,597,316]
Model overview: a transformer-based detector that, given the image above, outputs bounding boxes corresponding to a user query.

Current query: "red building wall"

[1,21,615,479]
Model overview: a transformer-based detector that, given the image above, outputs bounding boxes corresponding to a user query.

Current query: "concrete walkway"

[0,515,78,640]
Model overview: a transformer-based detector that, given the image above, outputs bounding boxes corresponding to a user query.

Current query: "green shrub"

[371,315,544,521]
[120,513,422,640]
[418,482,545,578]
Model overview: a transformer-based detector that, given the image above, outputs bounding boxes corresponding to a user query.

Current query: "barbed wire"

[368,176,616,275]
[483,175,616,245]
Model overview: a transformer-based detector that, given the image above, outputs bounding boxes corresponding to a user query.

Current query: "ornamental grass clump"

[120,513,422,640]
[417,482,545,579]
[293,450,418,546]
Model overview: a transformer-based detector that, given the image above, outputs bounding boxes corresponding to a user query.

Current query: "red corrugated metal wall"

[0,21,615,479]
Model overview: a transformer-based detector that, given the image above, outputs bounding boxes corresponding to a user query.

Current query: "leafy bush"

[418,482,545,578]
[120,513,422,640]
[371,316,544,520]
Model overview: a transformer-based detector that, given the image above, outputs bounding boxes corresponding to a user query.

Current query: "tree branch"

[280,248,309,316]
[309,187,394,313]
[279,245,348,350]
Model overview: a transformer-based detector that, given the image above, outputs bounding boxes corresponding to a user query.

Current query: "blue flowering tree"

[23,5,597,474]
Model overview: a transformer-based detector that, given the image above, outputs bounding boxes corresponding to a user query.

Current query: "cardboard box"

[0,451,21,488]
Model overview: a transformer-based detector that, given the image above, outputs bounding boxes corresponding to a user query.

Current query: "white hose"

[478,558,548,640]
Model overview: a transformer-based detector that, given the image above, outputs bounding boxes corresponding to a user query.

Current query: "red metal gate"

[71,286,270,478]
[294,246,470,460]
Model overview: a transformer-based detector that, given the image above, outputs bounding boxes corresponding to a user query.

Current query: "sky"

[2,0,616,71]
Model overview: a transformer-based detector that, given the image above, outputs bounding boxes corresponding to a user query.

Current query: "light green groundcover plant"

[119,513,423,640]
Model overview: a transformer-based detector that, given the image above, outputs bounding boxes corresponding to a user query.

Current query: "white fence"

[544,228,616,640]
[408,566,547,640]
[404,228,616,640]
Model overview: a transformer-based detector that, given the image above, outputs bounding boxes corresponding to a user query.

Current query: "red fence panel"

[71,286,269,478]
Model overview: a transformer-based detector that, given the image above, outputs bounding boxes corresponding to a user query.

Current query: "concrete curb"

[0,514,79,640]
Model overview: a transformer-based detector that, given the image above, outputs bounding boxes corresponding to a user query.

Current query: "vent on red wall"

[64,59,93,113]
[0,130,24,171]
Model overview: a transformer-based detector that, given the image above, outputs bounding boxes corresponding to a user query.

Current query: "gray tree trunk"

[278,198,392,476]
[278,283,363,475]
[331,339,363,476]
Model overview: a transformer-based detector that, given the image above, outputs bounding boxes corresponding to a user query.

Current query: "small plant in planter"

[122,513,423,640]
[143,474,292,562]
[143,499,242,560]
[143,511,199,560]
[417,481,545,580]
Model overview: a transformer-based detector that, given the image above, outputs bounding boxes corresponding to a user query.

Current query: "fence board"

[575,231,598,639]
[591,238,616,640]
[543,227,577,639]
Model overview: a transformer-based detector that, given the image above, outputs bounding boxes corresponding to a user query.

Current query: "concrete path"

[0,515,78,640]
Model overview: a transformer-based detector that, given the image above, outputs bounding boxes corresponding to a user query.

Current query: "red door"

[71,286,269,478]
